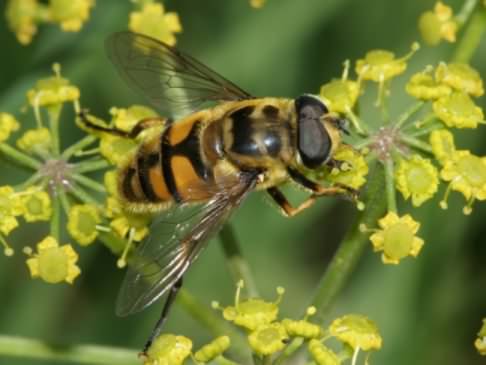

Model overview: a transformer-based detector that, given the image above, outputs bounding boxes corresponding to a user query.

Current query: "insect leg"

[77,109,169,139]
[141,277,183,355]
[267,187,317,217]
[287,167,359,200]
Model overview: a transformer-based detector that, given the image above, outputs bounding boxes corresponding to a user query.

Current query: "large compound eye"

[295,95,331,169]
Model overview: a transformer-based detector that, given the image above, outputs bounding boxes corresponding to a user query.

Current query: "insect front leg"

[267,187,317,217]
[141,277,183,356]
[287,167,359,200]
[77,109,169,139]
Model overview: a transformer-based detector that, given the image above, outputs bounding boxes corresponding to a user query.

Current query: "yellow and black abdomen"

[118,114,217,212]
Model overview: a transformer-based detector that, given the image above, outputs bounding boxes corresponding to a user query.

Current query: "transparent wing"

[116,170,260,316]
[106,31,253,117]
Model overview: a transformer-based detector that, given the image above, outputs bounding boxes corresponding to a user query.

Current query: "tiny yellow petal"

[433,92,484,129]
[248,323,288,356]
[0,113,20,142]
[129,3,182,46]
[145,334,192,365]
[395,155,439,206]
[329,314,382,351]
[370,212,424,264]
[48,0,95,32]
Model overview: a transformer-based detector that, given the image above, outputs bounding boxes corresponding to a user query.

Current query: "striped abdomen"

[118,115,219,211]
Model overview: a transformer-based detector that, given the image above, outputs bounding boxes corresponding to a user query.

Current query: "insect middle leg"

[141,277,183,355]
[267,168,358,217]
[77,109,169,139]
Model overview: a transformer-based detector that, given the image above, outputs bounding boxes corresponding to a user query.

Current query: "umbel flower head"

[329,314,382,351]
[129,2,182,45]
[418,1,458,45]
[25,236,81,284]
[367,212,424,265]
[143,334,192,365]
[475,318,486,356]
[212,280,284,331]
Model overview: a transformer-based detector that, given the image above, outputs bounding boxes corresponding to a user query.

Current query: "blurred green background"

[1,0,486,364]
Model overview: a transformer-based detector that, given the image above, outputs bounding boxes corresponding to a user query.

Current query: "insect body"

[119,97,344,212]
[80,31,355,353]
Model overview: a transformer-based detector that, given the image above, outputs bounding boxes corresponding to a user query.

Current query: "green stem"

[74,159,111,174]
[72,173,107,194]
[48,104,62,156]
[219,225,259,298]
[451,5,486,63]
[15,173,42,191]
[456,0,479,26]
[62,135,98,160]
[177,288,249,362]
[308,162,386,323]
[394,101,425,129]
[69,184,100,205]
[407,122,444,138]
[400,135,433,154]
[97,232,128,256]
[59,190,71,215]
[216,355,242,365]
[384,158,397,213]
[274,337,304,365]
[0,143,42,170]
[0,335,138,365]
[50,194,61,241]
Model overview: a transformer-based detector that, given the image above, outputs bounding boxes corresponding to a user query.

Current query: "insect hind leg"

[141,277,183,356]
[77,109,169,139]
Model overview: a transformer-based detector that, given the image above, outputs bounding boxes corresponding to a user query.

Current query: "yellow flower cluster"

[129,2,182,46]
[418,2,457,46]
[144,283,382,364]
[6,0,95,45]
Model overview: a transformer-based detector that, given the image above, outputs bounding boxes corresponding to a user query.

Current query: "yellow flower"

[320,79,360,114]
[248,322,288,356]
[26,64,80,107]
[194,336,230,363]
[48,0,94,32]
[324,145,368,190]
[418,2,457,45]
[129,3,182,46]
[106,197,150,241]
[355,44,419,83]
[429,129,456,165]
[0,113,20,142]
[433,92,484,129]
[216,281,284,331]
[395,155,439,207]
[250,0,266,8]
[308,340,341,365]
[16,127,52,155]
[20,187,52,222]
[67,204,101,246]
[282,318,321,339]
[110,105,158,133]
[0,186,23,236]
[406,69,451,100]
[329,314,382,351]
[5,0,41,45]
[104,170,118,197]
[26,236,81,284]
[144,334,192,365]
[440,150,486,211]
[475,318,486,356]
[369,212,424,264]
[99,134,137,166]
[435,63,484,97]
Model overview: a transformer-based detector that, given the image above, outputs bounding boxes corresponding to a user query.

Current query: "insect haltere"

[79,31,356,354]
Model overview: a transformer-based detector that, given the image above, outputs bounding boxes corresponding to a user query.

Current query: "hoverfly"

[80,31,356,353]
